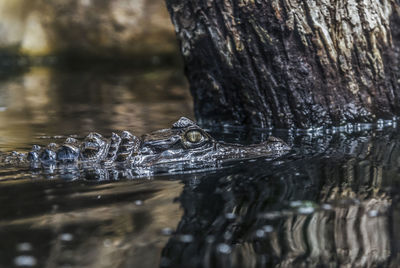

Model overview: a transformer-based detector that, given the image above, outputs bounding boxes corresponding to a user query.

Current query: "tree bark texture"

[166,0,400,128]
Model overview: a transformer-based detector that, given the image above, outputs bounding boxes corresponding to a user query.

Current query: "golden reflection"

[0,67,52,149]
[0,66,191,150]
[0,180,183,268]
[0,67,51,113]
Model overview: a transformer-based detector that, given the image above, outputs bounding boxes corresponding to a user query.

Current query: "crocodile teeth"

[115,131,140,162]
[80,132,108,161]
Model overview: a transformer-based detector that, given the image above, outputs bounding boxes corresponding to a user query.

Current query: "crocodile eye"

[185,130,204,143]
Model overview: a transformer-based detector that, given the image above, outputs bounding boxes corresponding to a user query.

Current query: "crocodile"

[3,117,290,178]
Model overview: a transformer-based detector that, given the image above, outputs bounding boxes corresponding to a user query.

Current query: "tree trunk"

[165,0,400,128]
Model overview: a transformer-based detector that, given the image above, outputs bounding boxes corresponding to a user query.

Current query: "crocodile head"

[25,117,290,172]
[132,117,291,167]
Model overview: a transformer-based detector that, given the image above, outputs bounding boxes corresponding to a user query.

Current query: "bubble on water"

[255,229,265,238]
[178,234,193,243]
[97,195,101,199]
[368,210,379,217]
[60,233,73,241]
[262,225,274,233]
[134,200,143,206]
[290,201,302,207]
[14,256,37,266]
[17,243,32,252]
[161,227,173,236]
[290,201,316,214]
[217,243,232,254]
[298,206,315,214]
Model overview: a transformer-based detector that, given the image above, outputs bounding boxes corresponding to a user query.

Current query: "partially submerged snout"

[25,117,291,170]
[215,136,291,161]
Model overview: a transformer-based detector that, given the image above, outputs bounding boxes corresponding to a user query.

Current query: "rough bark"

[166,0,400,128]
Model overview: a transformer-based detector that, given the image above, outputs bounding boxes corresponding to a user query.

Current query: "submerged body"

[7,117,290,177]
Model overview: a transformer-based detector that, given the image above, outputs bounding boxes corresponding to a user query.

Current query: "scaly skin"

[4,117,291,178]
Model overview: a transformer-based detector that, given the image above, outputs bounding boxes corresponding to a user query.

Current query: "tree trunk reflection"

[161,128,399,267]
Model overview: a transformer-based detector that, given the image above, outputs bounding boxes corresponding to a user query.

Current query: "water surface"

[0,65,192,151]
[1,66,400,267]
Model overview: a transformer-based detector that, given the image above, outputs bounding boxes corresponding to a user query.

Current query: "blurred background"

[0,0,193,151]
[0,0,178,59]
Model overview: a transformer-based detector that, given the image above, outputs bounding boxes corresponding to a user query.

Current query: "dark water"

[1,66,400,268]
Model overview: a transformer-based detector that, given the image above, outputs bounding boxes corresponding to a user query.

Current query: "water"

[1,66,400,267]
[0,65,192,151]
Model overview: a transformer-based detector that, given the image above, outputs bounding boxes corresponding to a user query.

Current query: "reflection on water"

[0,65,192,151]
[161,128,400,267]
[1,66,400,267]
[0,179,183,268]
[0,65,191,267]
